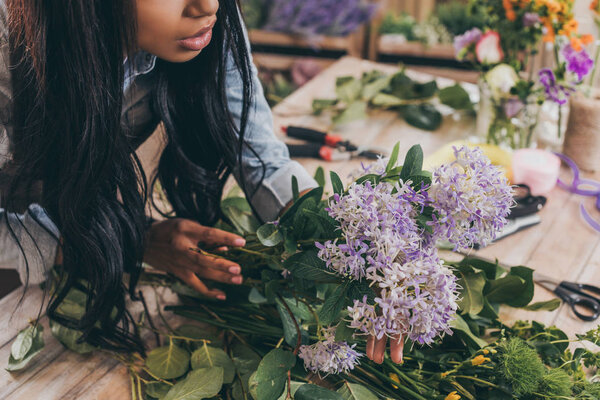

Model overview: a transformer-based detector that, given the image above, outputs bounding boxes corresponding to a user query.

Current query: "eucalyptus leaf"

[335,76,362,103]
[455,267,486,315]
[523,299,561,311]
[146,343,190,380]
[221,197,260,235]
[145,382,172,399]
[276,298,303,347]
[247,348,295,400]
[276,381,304,400]
[439,84,473,110]
[163,367,224,400]
[6,325,45,372]
[11,325,36,360]
[402,103,442,131]
[332,101,367,126]
[256,224,283,247]
[370,93,405,108]
[49,320,96,355]
[191,344,235,383]
[232,372,253,400]
[248,288,268,304]
[361,75,391,100]
[336,382,378,400]
[294,384,343,400]
[231,343,261,375]
[312,99,339,115]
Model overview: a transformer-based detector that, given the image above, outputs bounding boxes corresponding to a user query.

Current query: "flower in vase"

[476,31,504,64]
[523,12,541,28]
[539,68,574,105]
[485,64,519,101]
[297,327,361,375]
[454,27,482,59]
[563,44,594,81]
[504,98,525,118]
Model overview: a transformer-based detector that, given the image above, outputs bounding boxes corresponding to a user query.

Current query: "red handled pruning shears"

[282,126,385,162]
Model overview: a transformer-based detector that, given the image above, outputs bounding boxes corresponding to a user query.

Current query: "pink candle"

[511,149,561,196]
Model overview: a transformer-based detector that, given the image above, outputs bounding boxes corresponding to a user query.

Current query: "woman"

[0,0,402,365]
[0,0,317,353]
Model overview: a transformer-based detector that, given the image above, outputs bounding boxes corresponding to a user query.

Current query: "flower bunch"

[314,146,512,350]
[297,327,362,375]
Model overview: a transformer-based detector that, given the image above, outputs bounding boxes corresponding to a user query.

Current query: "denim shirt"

[0,3,317,284]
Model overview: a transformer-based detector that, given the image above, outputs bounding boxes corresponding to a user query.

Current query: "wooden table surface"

[2,56,599,399]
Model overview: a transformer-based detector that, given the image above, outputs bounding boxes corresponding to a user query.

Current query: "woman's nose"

[184,0,219,18]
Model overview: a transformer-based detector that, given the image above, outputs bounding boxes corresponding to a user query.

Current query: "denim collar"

[123,50,157,91]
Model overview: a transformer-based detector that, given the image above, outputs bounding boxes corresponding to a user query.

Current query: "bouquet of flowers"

[454,0,595,148]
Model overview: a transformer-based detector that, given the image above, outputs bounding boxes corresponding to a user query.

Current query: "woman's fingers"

[185,247,242,275]
[373,335,388,364]
[366,335,375,361]
[195,266,244,285]
[172,268,226,300]
[390,334,405,364]
[179,220,245,247]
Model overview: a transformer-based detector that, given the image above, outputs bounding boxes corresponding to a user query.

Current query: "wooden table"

[2,56,599,399]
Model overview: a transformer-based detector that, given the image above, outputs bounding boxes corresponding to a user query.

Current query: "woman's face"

[135,0,219,63]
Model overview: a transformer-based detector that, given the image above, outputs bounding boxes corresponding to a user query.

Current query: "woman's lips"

[178,22,215,51]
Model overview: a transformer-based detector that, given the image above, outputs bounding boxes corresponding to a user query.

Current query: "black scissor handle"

[561,281,600,297]
[555,284,600,321]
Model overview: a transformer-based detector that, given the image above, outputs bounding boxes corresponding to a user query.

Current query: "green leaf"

[276,298,302,347]
[279,187,323,226]
[49,320,96,354]
[312,99,339,115]
[332,101,367,126]
[319,283,349,325]
[232,372,254,400]
[460,257,504,280]
[248,348,296,400]
[505,266,535,307]
[145,382,171,399]
[292,176,299,201]
[231,343,261,375]
[163,367,224,400]
[439,84,473,110]
[276,382,304,400]
[347,280,376,303]
[370,93,405,108]
[6,325,45,372]
[335,76,362,103]
[221,197,260,235]
[334,321,355,343]
[314,167,326,188]
[390,73,438,100]
[283,250,338,283]
[485,275,526,304]
[523,298,561,311]
[191,344,235,384]
[11,325,36,360]
[330,172,344,195]
[402,103,442,131]
[295,384,344,400]
[256,224,283,247]
[146,343,190,380]
[248,288,268,304]
[336,382,378,400]
[386,142,400,173]
[455,267,486,315]
[451,315,488,349]
[361,75,391,100]
[399,144,424,182]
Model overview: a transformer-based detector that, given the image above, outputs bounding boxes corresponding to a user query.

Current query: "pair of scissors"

[534,272,600,321]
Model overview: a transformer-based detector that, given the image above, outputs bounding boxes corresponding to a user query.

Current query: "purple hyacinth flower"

[453,28,482,58]
[563,44,594,81]
[539,68,573,105]
[504,98,524,118]
[522,12,540,27]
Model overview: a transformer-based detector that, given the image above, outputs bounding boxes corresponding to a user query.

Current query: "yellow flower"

[441,371,451,378]
[445,391,461,400]
[471,355,491,366]
[389,373,400,389]
[482,349,490,355]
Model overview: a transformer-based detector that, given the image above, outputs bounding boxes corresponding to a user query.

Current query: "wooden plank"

[252,53,336,72]
[249,29,351,52]
[377,39,455,59]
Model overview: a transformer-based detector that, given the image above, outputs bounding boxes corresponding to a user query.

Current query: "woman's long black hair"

[3,0,258,353]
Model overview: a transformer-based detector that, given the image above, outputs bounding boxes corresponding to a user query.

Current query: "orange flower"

[503,0,517,21]
[546,0,561,13]
[543,23,556,42]
[562,19,579,35]
[570,36,582,51]
[591,0,599,13]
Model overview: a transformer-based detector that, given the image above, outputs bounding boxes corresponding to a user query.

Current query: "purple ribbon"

[554,152,600,233]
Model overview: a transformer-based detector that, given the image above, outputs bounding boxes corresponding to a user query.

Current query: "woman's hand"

[143,218,246,300]
[366,333,405,364]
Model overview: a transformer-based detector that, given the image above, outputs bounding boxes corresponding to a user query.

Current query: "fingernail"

[231,276,243,284]
[233,238,246,247]
[229,266,241,274]
[217,294,226,300]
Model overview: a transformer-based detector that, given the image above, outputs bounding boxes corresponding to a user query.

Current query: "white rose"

[485,64,519,101]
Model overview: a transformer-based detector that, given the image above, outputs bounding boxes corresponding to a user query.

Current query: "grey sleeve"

[0,4,60,285]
